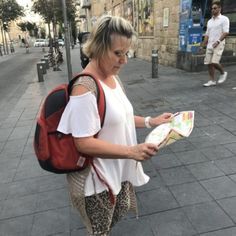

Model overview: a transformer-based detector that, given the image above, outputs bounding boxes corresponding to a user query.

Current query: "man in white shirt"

[201,1,230,87]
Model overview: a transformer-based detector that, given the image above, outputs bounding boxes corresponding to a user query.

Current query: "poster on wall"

[123,0,133,25]
[138,0,154,36]
[179,0,191,51]
[163,8,169,27]
[180,0,191,22]
[113,4,122,17]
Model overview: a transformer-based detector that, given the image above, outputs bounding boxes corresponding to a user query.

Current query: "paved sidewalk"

[0,46,236,236]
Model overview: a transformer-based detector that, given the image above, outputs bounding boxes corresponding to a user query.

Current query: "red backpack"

[33,73,106,174]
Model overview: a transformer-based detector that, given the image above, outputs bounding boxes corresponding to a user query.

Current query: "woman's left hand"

[149,113,173,127]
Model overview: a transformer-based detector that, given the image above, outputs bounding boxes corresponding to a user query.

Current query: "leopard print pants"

[84,181,134,235]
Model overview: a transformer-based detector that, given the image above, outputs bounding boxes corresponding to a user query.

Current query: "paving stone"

[142,159,158,177]
[200,176,236,199]
[230,174,236,183]
[175,150,208,164]
[200,227,236,236]
[201,145,234,161]
[212,133,236,145]
[151,153,182,169]
[186,161,225,180]
[0,194,38,219]
[0,127,13,142]
[8,125,32,140]
[159,166,196,186]
[14,165,51,181]
[0,183,9,201]
[0,141,4,152]
[7,175,66,199]
[194,117,212,127]
[169,182,212,206]
[0,215,34,236]
[112,216,155,236]
[169,139,195,153]
[71,228,87,236]
[182,201,234,234]
[36,188,69,212]
[217,197,236,223]
[137,187,178,215]
[215,156,236,175]
[136,173,165,193]
[2,48,236,236]
[219,120,236,132]
[200,125,230,136]
[189,127,206,138]
[31,207,70,236]
[150,209,197,236]
[224,143,236,154]
[0,157,20,170]
[189,135,216,149]
[0,117,19,129]
[1,138,26,156]
[0,168,16,184]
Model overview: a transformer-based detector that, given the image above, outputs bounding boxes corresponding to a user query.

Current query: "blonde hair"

[82,15,137,59]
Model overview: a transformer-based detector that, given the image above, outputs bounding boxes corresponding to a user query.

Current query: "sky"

[16,0,41,23]
[16,0,32,8]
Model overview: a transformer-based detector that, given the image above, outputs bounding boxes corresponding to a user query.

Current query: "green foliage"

[32,0,78,40]
[40,27,46,38]
[17,22,27,32]
[17,21,39,37]
[0,0,24,22]
[32,0,77,24]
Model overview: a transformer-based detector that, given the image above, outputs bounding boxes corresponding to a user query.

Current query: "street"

[0,46,236,235]
[0,47,45,120]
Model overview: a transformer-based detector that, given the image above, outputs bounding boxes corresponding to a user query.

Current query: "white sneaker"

[218,72,228,84]
[203,80,216,87]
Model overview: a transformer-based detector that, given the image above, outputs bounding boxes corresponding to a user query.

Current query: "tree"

[32,0,77,39]
[0,0,24,30]
[17,21,39,37]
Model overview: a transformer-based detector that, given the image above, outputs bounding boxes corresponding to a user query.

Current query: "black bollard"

[41,58,49,69]
[37,62,44,82]
[152,49,158,78]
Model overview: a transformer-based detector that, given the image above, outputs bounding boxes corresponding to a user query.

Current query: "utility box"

[178,0,209,53]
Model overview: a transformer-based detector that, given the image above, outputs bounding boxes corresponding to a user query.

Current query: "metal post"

[41,58,49,69]
[3,25,9,54]
[37,62,44,82]
[40,61,47,74]
[0,23,6,55]
[152,49,158,78]
[61,0,72,82]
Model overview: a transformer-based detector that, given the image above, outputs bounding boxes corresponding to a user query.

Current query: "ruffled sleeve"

[57,92,101,137]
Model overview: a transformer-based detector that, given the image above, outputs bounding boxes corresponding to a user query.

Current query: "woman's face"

[99,34,131,76]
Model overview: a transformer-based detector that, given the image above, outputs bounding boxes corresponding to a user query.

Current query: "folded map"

[145,111,194,148]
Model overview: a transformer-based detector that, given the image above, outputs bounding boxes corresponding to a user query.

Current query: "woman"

[58,15,172,235]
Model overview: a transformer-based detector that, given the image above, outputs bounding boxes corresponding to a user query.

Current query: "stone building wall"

[90,0,180,67]
[89,0,236,68]
[226,36,236,55]
[139,0,180,67]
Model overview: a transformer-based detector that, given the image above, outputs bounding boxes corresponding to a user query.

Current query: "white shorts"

[204,42,225,64]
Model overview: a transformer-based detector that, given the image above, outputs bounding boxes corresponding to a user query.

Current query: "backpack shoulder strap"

[68,73,106,128]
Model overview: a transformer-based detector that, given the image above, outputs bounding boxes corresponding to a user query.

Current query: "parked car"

[78,32,90,68]
[57,39,64,47]
[34,39,48,47]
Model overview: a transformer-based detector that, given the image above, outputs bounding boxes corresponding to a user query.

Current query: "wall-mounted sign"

[163,8,169,27]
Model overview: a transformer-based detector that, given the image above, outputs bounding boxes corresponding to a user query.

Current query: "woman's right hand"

[128,143,158,161]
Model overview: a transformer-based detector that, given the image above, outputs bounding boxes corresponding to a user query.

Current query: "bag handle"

[68,72,106,128]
